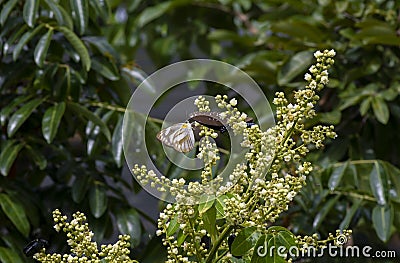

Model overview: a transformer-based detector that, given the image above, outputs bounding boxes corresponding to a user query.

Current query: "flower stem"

[205,224,234,263]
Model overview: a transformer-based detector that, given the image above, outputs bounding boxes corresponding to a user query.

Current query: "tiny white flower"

[229,98,238,106]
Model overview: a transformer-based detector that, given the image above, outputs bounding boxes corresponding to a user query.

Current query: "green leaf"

[67,102,111,141]
[0,141,23,176]
[328,162,348,190]
[89,182,108,218]
[166,214,180,236]
[57,26,91,71]
[371,96,389,124]
[372,204,393,242]
[72,175,91,203]
[215,194,228,219]
[70,0,88,35]
[7,98,44,137]
[339,199,362,230]
[359,97,371,116]
[91,57,120,80]
[277,51,313,85]
[34,29,54,67]
[112,115,123,167]
[116,208,142,247]
[89,0,110,21]
[250,235,267,263]
[42,102,66,143]
[13,24,45,60]
[136,2,172,28]
[0,95,33,125]
[0,0,18,26]
[198,195,215,215]
[231,226,258,256]
[369,162,387,206]
[0,247,24,263]
[313,195,340,230]
[25,144,47,170]
[23,0,39,27]
[0,193,30,237]
[202,206,217,240]
[44,0,73,29]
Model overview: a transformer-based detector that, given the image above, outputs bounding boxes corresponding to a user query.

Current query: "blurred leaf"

[83,36,119,59]
[42,102,66,143]
[369,162,387,206]
[372,204,393,242]
[89,0,110,21]
[89,182,108,218]
[44,0,73,29]
[70,0,88,35]
[121,66,155,93]
[25,144,47,170]
[0,193,30,237]
[111,115,123,167]
[371,96,389,124]
[0,141,23,176]
[202,206,217,240]
[72,174,91,203]
[313,195,340,230]
[23,0,39,27]
[57,26,91,71]
[91,57,120,81]
[277,51,313,85]
[68,102,111,141]
[215,194,227,219]
[359,97,371,116]
[231,226,258,256]
[34,29,54,67]
[13,24,45,60]
[328,162,348,190]
[116,208,142,247]
[136,2,172,28]
[7,98,44,137]
[0,0,18,26]
[339,199,362,230]
[0,247,24,263]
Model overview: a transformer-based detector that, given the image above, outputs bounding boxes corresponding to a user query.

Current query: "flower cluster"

[134,50,342,262]
[33,209,137,263]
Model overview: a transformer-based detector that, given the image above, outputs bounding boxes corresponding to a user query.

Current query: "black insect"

[201,235,211,250]
[188,111,255,133]
[23,238,49,257]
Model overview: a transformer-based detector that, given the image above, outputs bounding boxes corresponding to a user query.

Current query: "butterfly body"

[23,238,49,257]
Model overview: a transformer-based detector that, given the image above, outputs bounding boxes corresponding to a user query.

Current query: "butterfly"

[188,111,255,133]
[156,122,195,153]
[23,238,49,257]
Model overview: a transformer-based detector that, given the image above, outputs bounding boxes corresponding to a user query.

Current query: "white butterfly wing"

[157,123,195,153]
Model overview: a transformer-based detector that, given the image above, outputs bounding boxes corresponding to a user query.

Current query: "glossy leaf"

[13,24,45,60]
[23,0,39,27]
[250,235,267,263]
[231,226,258,256]
[42,102,66,143]
[67,102,111,141]
[215,194,227,219]
[0,247,24,263]
[111,115,123,167]
[0,141,23,176]
[0,96,32,125]
[371,96,389,124]
[0,0,18,26]
[369,162,387,206]
[89,182,108,218]
[202,206,217,239]
[339,199,362,230]
[34,29,54,67]
[7,98,44,137]
[25,144,47,170]
[70,0,88,35]
[277,51,313,85]
[57,26,91,71]
[44,0,73,29]
[0,193,30,237]
[372,205,393,242]
[328,162,348,190]
[166,214,180,236]
[116,208,142,247]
